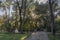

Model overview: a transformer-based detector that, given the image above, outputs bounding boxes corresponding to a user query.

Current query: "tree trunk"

[49,0,56,35]
[16,0,23,33]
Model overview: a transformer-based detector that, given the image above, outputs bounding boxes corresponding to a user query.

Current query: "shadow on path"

[26,31,50,40]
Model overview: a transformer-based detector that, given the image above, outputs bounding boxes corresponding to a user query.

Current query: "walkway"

[26,32,50,40]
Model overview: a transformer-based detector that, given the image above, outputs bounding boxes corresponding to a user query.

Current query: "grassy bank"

[0,33,28,40]
[48,33,60,40]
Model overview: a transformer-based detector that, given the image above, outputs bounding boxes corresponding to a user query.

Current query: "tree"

[49,0,56,35]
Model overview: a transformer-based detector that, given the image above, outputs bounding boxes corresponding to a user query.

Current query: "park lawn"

[48,33,60,40]
[0,33,28,40]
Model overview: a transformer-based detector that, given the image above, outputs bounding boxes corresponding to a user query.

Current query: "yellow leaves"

[0,24,2,26]
[13,17,16,19]
[11,21,15,26]
[20,36,27,40]
[0,18,4,26]
[2,2,10,7]
[37,22,40,26]
[57,15,60,19]
[11,23,15,26]
[17,16,20,21]
[18,22,20,26]
[0,19,4,23]
[17,18,20,21]
[32,22,34,26]
[13,21,15,23]
[30,21,32,23]
[29,5,35,11]
[30,12,39,19]
[56,17,60,22]
[13,16,20,21]
[9,21,11,23]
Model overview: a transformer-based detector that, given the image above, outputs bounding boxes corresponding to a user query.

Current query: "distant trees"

[0,0,59,33]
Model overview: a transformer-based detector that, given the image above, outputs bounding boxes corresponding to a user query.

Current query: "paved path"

[26,32,50,40]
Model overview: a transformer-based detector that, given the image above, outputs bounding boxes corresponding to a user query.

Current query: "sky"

[0,5,14,16]
[0,0,48,16]
[35,0,48,4]
[0,7,5,15]
[0,0,60,16]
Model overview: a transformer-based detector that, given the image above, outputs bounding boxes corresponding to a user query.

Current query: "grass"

[0,33,28,40]
[48,33,60,40]
[55,34,60,40]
